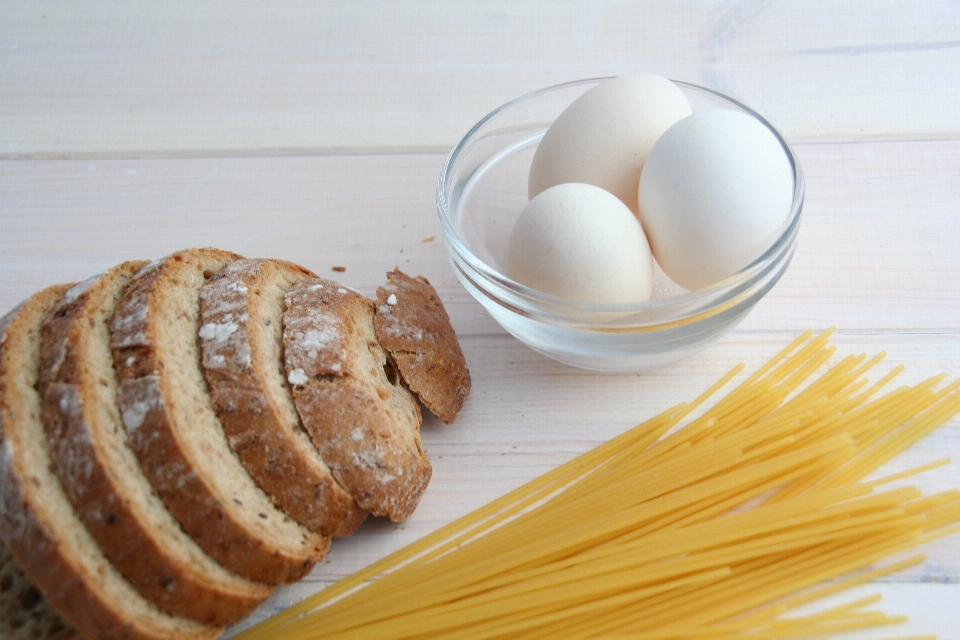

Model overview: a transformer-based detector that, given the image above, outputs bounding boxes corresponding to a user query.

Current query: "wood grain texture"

[1,2,958,637]
[2,142,958,637]
[2,1,960,157]
[3,141,959,334]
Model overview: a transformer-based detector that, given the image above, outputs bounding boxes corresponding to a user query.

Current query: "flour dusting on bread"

[200,259,367,538]
[0,251,471,637]
[375,269,471,424]
[283,277,431,521]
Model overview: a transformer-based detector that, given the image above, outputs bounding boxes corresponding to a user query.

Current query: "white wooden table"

[2,3,959,637]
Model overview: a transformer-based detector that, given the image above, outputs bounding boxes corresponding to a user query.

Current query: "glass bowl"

[437,78,804,372]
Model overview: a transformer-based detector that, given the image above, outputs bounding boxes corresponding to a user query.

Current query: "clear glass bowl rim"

[437,76,805,329]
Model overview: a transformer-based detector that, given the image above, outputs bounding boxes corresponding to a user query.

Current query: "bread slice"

[374,269,471,424]
[0,284,220,640]
[0,540,79,640]
[283,278,431,521]
[38,262,273,626]
[199,258,367,537]
[109,249,329,585]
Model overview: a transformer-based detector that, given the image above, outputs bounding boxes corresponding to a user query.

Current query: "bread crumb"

[331,266,346,272]
[422,236,435,243]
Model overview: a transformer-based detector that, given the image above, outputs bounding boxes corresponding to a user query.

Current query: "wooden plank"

[744,139,960,332]
[3,140,959,334]
[3,1,959,157]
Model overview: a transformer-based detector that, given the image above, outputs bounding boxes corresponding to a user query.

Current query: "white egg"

[506,183,653,305]
[637,109,794,291]
[528,74,692,216]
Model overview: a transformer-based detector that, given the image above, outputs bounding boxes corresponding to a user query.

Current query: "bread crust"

[374,270,471,424]
[199,259,367,537]
[283,278,431,521]
[0,284,220,640]
[110,249,329,585]
[38,262,273,626]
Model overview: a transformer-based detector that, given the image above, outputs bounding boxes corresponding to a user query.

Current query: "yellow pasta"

[235,329,960,639]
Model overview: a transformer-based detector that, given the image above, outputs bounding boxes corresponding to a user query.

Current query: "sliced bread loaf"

[199,258,367,537]
[374,269,471,424]
[283,278,431,521]
[0,284,220,640]
[109,249,328,585]
[38,262,273,626]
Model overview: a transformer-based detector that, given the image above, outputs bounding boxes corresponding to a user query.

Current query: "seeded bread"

[38,262,273,626]
[110,249,329,585]
[374,269,471,424]
[0,284,220,640]
[283,278,431,521]
[199,259,367,537]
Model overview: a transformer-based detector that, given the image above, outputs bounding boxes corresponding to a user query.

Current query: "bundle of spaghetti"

[235,329,960,640]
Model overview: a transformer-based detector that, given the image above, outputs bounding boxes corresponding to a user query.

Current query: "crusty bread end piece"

[0,284,220,640]
[200,258,367,537]
[110,249,329,585]
[39,262,273,626]
[284,278,431,521]
[374,269,471,424]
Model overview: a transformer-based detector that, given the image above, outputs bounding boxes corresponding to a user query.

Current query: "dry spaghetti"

[235,329,960,639]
